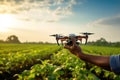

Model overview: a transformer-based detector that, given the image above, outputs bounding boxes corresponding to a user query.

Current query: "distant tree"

[95,37,108,46]
[111,42,120,47]
[45,41,50,44]
[6,35,21,43]
[87,37,120,47]
[88,38,109,46]
[96,38,107,42]
[0,40,4,43]
[38,41,44,44]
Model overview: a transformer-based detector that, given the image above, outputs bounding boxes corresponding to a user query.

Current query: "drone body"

[50,32,94,46]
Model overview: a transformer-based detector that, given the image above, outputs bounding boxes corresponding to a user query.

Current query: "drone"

[50,32,94,46]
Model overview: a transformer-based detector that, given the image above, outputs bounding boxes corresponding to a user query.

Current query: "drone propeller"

[49,34,57,37]
[80,32,94,44]
[50,34,64,45]
[80,32,94,35]
[50,34,64,37]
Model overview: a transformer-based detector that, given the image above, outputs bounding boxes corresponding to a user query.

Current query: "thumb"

[64,44,71,50]
[64,43,75,50]
[71,37,77,46]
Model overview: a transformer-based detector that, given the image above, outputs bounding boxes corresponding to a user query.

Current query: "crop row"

[17,49,99,80]
[0,44,61,79]
[0,44,120,80]
[17,45,120,80]
[81,45,120,55]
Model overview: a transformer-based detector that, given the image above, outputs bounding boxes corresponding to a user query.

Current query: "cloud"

[46,19,56,22]
[0,0,80,22]
[87,15,120,27]
[0,0,77,14]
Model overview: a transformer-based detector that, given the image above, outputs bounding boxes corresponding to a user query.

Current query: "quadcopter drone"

[50,32,94,46]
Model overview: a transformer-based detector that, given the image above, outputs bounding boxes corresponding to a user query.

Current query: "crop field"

[0,43,120,80]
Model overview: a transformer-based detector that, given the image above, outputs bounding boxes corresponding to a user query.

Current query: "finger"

[64,43,72,50]
[64,45,71,49]
[71,37,77,46]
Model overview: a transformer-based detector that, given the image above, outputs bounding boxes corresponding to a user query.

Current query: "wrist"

[77,52,84,58]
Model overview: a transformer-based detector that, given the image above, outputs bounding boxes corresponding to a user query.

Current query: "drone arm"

[78,38,82,44]
[61,40,63,45]
[77,36,88,44]
[56,39,59,45]
[85,37,88,45]
[56,37,69,45]
[77,36,87,39]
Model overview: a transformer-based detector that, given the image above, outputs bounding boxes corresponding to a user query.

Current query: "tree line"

[87,37,120,47]
[0,35,20,43]
[0,35,51,44]
[0,35,120,47]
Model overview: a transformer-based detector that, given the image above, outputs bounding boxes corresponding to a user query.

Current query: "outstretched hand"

[64,37,83,57]
[64,37,111,72]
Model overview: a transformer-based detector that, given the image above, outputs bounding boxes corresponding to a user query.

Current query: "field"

[0,43,120,80]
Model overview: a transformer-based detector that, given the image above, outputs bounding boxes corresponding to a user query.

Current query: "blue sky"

[0,0,120,43]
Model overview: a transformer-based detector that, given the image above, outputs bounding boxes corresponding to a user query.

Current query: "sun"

[0,14,16,32]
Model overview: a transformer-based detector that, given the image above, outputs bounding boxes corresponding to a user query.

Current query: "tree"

[96,38,107,43]
[95,38,108,46]
[0,40,4,43]
[6,35,21,43]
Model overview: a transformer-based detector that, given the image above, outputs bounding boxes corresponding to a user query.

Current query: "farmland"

[0,43,120,80]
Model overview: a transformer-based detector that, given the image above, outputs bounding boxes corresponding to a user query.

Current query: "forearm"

[78,53,111,71]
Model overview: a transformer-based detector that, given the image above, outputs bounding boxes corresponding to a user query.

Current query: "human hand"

[64,37,83,57]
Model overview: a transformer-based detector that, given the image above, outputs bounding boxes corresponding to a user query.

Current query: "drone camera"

[67,34,79,46]
[67,39,79,46]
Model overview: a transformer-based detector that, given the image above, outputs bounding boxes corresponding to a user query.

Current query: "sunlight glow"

[0,14,16,32]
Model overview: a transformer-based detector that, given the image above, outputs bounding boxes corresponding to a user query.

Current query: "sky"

[0,0,120,43]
